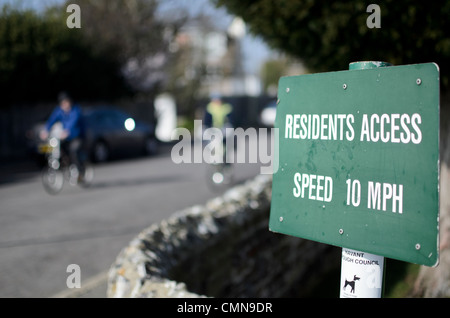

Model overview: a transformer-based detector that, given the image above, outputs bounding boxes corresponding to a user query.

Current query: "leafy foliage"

[0,0,184,107]
[72,0,174,94]
[0,5,129,106]
[214,0,450,91]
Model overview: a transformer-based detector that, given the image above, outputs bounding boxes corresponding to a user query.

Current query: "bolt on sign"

[269,63,440,267]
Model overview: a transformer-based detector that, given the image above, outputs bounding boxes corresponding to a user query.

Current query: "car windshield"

[266,100,277,108]
[84,108,129,127]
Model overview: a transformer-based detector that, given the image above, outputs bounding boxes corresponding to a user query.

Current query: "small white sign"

[340,248,384,298]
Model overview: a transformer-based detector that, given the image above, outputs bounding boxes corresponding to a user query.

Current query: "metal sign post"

[339,61,388,298]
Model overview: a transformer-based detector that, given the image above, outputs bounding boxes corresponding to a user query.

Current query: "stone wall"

[410,101,450,297]
[411,165,450,297]
[107,174,340,298]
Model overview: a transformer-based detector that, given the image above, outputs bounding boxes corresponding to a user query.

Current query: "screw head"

[339,229,344,235]
[343,83,347,90]
[279,216,284,222]
[415,243,421,250]
[416,78,422,85]
[286,87,290,93]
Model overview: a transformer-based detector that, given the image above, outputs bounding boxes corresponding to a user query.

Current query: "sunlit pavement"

[0,138,265,297]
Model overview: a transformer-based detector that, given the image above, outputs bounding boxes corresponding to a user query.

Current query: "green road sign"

[269,63,440,267]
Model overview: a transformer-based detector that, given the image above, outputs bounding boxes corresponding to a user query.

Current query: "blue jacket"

[45,104,83,140]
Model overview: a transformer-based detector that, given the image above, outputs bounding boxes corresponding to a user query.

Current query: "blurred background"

[0,0,289,163]
[0,0,449,298]
[2,0,448,163]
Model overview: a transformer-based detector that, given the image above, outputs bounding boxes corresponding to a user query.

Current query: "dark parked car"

[259,99,277,127]
[28,106,159,164]
[83,107,158,162]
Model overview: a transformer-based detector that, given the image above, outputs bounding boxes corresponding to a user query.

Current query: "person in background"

[203,94,235,164]
[203,94,233,130]
[40,92,85,175]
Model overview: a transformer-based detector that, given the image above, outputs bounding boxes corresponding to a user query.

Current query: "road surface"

[0,143,262,297]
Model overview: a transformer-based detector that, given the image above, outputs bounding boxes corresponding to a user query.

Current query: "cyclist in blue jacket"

[40,92,85,174]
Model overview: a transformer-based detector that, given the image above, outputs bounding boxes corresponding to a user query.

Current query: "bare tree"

[68,0,187,95]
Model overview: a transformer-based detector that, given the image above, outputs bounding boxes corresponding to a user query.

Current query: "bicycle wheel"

[206,163,234,191]
[41,167,64,195]
[78,163,94,188]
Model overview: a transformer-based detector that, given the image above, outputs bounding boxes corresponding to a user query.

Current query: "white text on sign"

[292,174,404,214]
[293,172,333,202]
[285,113,422,144]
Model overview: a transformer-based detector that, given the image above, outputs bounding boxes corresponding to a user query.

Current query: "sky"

[0,0,274,75]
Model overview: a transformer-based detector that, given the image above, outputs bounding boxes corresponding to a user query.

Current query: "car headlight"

[124,118,135,131]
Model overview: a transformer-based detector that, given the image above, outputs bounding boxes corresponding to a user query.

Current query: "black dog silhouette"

[343,275,360,293]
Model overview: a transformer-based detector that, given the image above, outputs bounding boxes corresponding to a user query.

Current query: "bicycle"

[39,123,94,195]
[204,127,235,191]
